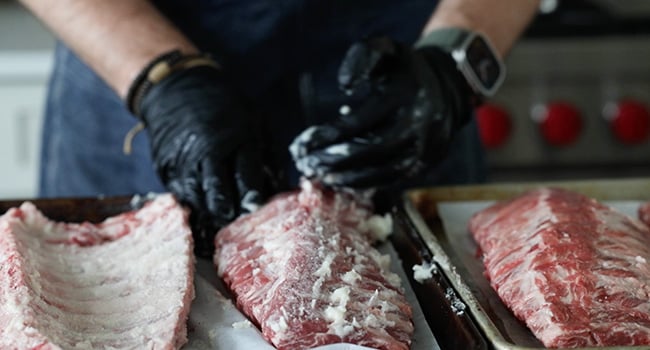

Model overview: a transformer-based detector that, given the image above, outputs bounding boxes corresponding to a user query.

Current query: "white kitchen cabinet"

[0,51,53,199]
[0,82,47,199]
[0,1,55,199]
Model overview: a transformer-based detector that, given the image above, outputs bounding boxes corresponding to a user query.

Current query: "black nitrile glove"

[137,64,276,257]
[290,36,473,189]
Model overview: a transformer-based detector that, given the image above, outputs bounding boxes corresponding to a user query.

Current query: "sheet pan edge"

[401,178,650,350]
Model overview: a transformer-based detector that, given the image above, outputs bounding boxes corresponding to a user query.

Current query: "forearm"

[422,0,540,57]
[19,0,198,99]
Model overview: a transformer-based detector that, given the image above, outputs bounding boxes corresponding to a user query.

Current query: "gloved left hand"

[290,36,474,189]
[133,62,277,257]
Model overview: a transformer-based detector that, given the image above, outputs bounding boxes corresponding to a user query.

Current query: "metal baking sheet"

[391,209,487,350]
[403,177,650,350]
[0,194,483,349]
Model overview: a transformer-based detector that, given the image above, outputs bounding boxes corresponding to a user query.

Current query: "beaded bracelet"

[125,49,220,118]
[122,49,220,155]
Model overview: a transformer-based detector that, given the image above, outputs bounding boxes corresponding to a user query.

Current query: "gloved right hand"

[290,37,473,189]
[132,57,276,257]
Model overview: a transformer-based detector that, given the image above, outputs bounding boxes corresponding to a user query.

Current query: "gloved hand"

[290,36,474,189]
[135,62,276,257]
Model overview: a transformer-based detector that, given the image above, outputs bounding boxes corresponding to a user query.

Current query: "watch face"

[466,35,502,90]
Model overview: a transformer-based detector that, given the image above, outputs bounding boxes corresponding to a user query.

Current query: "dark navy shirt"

[39,0,485,199]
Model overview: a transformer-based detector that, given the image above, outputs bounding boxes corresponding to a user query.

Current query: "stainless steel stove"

[478,0,650,181]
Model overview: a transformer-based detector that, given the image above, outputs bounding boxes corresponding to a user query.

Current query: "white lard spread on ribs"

[214,180,413,350]
[0,194,194,349]
[469,188,650,348]
[411,262,437,283]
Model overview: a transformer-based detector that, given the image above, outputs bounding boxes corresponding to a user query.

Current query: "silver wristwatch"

[415,27,506,98]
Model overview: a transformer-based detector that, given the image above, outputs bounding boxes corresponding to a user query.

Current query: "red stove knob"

[608,100,650,145]
[475,104,512,149]
[535,102,583,146]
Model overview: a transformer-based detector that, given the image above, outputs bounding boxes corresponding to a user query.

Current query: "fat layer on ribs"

[0,194,194,350]
[215,181,413,350]
[469,188,650,348]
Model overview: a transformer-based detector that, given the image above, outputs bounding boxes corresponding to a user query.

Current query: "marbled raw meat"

[469,188,650,348]
[0,194,194,349]
[214,181,413,350]
[638,201,650,227]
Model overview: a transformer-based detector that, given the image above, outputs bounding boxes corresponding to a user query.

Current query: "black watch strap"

[414,27,473,50]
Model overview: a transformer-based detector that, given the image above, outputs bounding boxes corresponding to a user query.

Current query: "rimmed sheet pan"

[0,193,489,349]
[402,177,650,350]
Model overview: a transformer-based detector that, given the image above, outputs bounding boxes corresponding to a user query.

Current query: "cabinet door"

[0,83,46,199]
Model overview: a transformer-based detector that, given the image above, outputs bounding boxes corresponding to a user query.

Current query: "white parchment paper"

[183,243,439,350]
